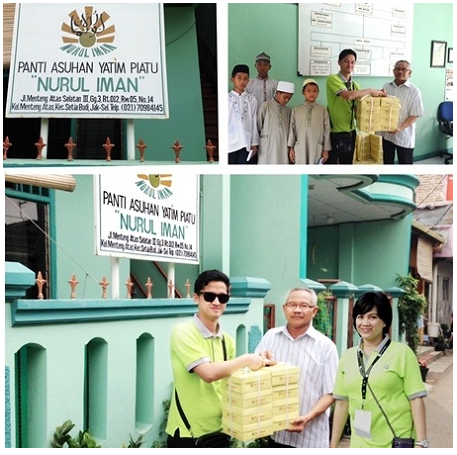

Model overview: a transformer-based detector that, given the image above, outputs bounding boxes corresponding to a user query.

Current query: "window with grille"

[5,184,51,299]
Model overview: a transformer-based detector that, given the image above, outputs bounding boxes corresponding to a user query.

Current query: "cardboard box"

[222,423,273,442]
[273,394,300,408]
[272,404,300,418]
[358,96,381,109]
[271,400,300,432]
[223,367,271,394]
[222,388,273,408]
[272,413,300,432]
[272,385,299,401]
[380,96,401,107]
[222,403,272,426]
[223,418,273,442]
[269,363,300,386]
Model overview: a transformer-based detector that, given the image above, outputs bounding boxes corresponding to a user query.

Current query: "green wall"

[307,218,412,289]
[229,175,305,318]
[53,175,129,299]
[229,3,453,160]
[134,6,206,161]
[52,174,415,325]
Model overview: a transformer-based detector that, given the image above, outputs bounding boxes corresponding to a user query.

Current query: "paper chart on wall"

[298,3,414,77]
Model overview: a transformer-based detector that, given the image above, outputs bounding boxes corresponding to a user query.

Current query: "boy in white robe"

[228,64,259,164]
[288,79,331,164]
[257,81,295,164]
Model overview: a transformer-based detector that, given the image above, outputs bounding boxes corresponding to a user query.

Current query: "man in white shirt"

[255,287,339,448]
[380,60,424,164]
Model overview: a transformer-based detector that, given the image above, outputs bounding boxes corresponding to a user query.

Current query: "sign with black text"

[95,174,199,263]
[6,3,168,118]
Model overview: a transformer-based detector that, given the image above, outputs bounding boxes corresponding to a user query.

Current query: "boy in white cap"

[246,52,278,108]
[288,79,331,164]
[257,81,295,164]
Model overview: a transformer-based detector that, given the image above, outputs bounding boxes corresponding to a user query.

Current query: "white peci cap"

[302,78,319,88]
[276,81,295,94]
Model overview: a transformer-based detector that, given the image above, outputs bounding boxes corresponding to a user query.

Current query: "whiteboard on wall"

[298,3,414,77]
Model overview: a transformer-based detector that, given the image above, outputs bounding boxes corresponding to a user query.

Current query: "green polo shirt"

[326,73,360,133]
[166,317,236,438]
[333,339,426,448]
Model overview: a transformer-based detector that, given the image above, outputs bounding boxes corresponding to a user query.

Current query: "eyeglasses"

[285,302,316,310]
[199,292,230,304]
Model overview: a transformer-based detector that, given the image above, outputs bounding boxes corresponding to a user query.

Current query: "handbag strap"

[175,389,194,438]
[175,336,227,438]
[366,380,396,438]
[357,339,395,437]
[346,79,355,131]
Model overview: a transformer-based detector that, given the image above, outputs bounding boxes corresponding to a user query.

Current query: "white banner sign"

[95,173,199,264]
[6,3,168,118]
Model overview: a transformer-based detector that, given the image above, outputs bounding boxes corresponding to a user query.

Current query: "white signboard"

[6,3,168,118]
[299,3,414,77]
[95,173,199,264]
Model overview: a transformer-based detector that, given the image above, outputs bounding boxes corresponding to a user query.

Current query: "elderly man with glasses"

[379,60,424,164]
[255,287,339,448]
[166,269,270,448]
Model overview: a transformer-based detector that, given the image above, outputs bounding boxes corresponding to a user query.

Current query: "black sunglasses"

[199,292,230,304]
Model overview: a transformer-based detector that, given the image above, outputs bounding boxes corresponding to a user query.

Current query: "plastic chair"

[438,101,453,164]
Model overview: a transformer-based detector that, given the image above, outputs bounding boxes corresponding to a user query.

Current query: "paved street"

[425,350,453,448]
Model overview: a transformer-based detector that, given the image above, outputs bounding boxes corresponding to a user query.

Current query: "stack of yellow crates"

[355,131,383,164]
[356,95,400,133]
[222,363,300,442]
[270,363,300,432]
[222,367,273,442]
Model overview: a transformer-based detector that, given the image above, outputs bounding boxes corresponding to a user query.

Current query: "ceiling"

[308,175,413,227]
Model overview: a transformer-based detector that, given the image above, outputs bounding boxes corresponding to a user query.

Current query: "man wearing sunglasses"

[255,287,339,448]
[166,269,270,447]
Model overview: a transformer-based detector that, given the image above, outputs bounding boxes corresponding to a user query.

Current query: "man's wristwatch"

[415,440,429,448]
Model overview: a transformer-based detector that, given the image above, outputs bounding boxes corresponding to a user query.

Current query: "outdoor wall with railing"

[4,262,268,448]
[4,262,405,448]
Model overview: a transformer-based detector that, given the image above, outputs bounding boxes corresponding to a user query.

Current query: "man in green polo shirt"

[166,269,269,447]
[326,49,386,164]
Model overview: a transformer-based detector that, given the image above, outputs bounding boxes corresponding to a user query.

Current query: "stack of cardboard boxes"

[222,363,300,442]
[355,132,383,164]
[356,95,401,133]
[355,95,401,163]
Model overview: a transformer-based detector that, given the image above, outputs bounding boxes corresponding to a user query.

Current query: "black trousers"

[326,131,356,164]
[267,436,294,448]
[382,139,414,164]
[229,148,257,164]
[167,429,231,448]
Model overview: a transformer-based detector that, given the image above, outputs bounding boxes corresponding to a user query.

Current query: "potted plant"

[396,273,427,359]
[314,291,333,338]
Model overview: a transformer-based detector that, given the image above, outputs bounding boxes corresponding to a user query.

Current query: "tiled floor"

[417,153,453,164]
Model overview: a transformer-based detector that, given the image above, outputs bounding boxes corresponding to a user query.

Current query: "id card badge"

[354,409,372,439]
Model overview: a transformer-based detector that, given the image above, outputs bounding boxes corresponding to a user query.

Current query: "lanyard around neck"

[357,339,391,405]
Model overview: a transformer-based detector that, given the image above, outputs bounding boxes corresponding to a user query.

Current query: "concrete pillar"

[386,287,406,342]
[330,281,358,355]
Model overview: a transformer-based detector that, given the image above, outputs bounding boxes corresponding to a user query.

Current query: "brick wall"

[416,175,449,206]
